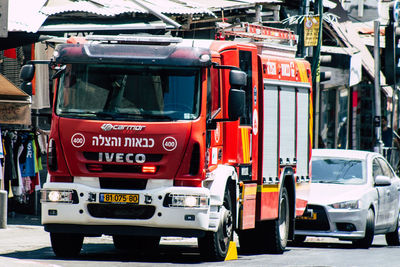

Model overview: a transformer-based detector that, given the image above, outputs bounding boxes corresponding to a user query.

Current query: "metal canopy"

[0,74,31,125]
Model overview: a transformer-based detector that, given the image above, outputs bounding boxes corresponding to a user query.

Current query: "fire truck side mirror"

[19,64,35,95]
[228,88,245,120]
[229,69,247,87]
[20,64,35,82]
[228,70,246,120]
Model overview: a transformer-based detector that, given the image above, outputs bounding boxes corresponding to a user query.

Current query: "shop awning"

[0,74,31,125]
[327,19,393,98]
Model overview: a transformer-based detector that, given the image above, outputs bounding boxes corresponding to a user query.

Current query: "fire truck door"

[238,49,258,230]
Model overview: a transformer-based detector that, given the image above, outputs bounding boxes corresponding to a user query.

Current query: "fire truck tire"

[265,187,289,254]
[50,232,84,257]
[112,235,160,250]
[237,228,260,254]
[198,188,233,261]
[353,208,375,248]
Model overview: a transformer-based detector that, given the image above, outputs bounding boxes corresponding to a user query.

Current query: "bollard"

[0,190,7,229]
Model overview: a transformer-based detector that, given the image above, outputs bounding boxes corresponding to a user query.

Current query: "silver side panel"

[262,85,279,181]
[296,87,310,178]
[279,86,296,165]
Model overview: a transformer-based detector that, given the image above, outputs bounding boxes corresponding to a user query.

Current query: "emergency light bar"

[85,35,183,45]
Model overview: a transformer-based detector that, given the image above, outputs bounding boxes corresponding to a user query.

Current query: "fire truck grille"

[99,178,147,190]
[87,203,155,219]
[295,205,330,231]
[87,164,148,174]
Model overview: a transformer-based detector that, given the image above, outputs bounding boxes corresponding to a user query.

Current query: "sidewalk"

[7,212,41,226]
[0,214,52,267]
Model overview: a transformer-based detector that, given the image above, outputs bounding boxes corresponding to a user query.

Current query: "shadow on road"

[287,240,386,249]
[0,244,216,264]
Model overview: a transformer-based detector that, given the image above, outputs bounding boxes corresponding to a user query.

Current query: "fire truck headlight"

[199,54,211,62]
[41,190,78,204]
[169,194,209,208]
[184,196,197,207]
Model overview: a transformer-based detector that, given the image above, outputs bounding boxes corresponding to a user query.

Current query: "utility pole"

[374,20,383,153]
[312,0,323,148]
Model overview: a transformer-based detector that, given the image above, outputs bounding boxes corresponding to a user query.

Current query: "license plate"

[298,213,317,220]
[100,193,139,204]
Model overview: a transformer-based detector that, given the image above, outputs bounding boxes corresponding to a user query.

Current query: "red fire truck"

[27,23,312,261]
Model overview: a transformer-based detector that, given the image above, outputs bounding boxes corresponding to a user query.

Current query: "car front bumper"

[295,205,368,240]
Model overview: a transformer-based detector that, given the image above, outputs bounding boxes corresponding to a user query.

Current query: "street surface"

[1,216,400,267]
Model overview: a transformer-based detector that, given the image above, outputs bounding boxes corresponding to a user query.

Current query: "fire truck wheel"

[237,228,260,254]
[198,189,233,261]
[112,235,160,250]
[50,232,84,258]
[265,187,289,254]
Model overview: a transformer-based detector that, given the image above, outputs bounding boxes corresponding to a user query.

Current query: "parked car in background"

[294,149,400,248]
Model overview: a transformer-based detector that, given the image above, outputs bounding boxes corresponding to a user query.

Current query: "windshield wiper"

[313,180,342,184]
[58,111,173,121]
[116,112,174,121]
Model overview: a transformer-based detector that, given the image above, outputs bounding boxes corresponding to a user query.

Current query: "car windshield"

[55,64,201,121]
[312,157,365,185]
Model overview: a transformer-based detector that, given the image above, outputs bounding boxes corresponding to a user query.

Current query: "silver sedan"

[294,149,400,248]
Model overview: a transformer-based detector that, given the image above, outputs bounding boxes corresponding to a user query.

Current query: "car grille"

[296,205,330,231]
[87,203,155,219]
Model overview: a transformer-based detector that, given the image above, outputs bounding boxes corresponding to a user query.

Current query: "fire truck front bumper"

[40,182,221,237]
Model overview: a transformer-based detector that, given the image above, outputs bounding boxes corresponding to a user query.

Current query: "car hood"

[308,183,368,205]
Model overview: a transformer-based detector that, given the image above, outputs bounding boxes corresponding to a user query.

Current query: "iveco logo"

[101,124,146,131]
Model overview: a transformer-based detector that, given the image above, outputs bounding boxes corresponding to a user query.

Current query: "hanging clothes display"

[1,129,44,209]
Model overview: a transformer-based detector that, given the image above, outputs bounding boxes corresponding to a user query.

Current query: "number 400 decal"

[163,136,177,151]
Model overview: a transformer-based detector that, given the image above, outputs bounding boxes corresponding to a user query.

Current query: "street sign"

[390,0,400,24]
[304,16,320,47]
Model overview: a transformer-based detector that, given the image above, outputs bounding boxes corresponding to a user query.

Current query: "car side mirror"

[375,175,391,186]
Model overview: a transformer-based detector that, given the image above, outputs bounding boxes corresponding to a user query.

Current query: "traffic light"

[319,55,332,83]
[384,1,400,85]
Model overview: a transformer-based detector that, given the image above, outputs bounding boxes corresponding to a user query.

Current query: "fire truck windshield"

[55,64,201,121]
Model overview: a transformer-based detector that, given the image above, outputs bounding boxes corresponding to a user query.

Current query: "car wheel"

[353,208,375,248]
[198,188,233,261]
[385,213,400,246]
[50,232,84,257]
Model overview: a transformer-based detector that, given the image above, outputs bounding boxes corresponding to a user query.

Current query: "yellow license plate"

[100,193,139,204]
[298,213,317,220]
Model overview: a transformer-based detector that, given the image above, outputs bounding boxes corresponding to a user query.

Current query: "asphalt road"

[1,221,400,267]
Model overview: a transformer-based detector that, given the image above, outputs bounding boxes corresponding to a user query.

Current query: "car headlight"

[329,200,360,209]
